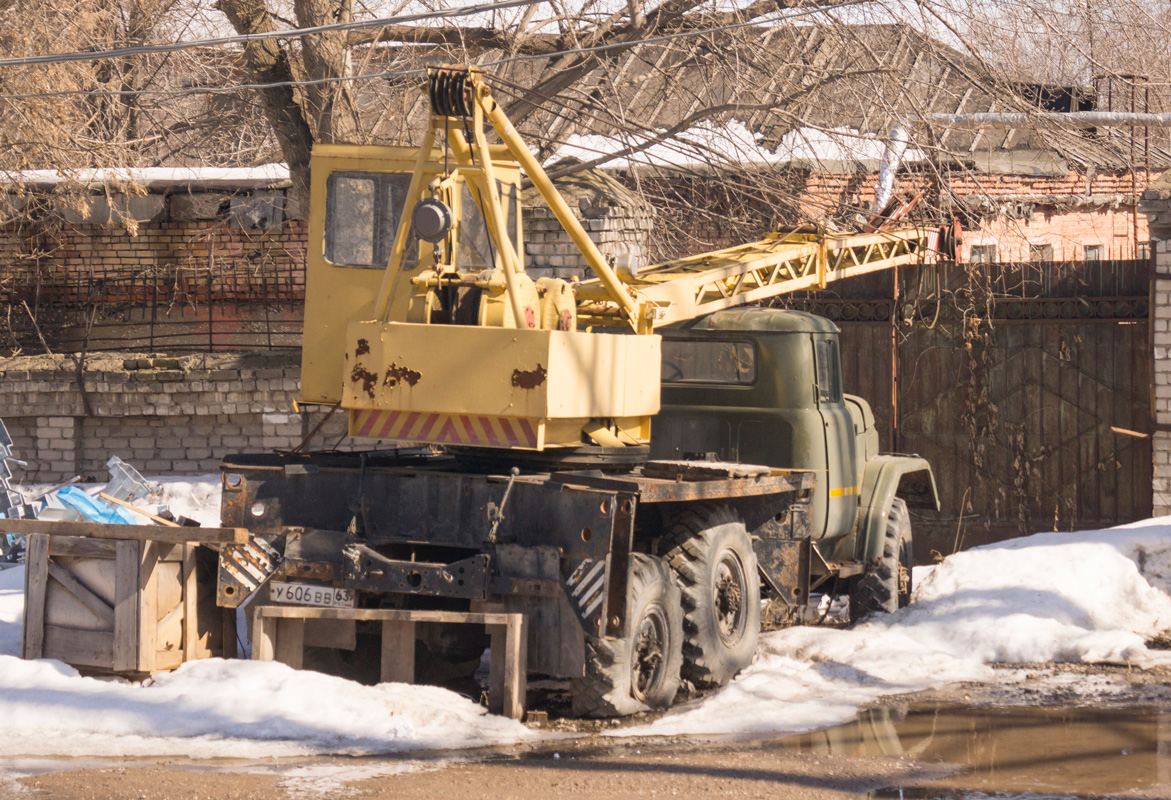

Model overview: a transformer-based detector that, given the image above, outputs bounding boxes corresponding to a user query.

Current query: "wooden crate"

[21,532,233,675]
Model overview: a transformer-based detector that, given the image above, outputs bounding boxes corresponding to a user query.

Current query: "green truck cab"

[652,307,940,616]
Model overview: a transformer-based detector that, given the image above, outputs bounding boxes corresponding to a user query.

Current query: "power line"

[0,0,873,100]
[0,0,542,68]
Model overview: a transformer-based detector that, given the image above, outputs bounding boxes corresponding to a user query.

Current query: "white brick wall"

[1141,176,1171,514]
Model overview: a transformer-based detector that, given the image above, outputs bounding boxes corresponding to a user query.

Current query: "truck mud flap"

[563,557,607,636]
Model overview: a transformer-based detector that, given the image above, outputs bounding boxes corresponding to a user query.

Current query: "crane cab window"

[457,181,519,271]
[324,171,418,269]
[815,339,842,404]
[661,339,756,385]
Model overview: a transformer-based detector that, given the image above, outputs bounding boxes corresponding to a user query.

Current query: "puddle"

[782,704,1171,799]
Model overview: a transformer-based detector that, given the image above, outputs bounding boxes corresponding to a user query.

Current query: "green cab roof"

[671,307,841,334]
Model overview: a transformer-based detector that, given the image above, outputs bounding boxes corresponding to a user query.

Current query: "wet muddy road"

[9,666,1171,800]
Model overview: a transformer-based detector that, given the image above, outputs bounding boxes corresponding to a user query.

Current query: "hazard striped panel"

[349,409,540,448]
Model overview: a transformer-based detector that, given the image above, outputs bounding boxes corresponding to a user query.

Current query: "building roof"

[501,23,1171,175]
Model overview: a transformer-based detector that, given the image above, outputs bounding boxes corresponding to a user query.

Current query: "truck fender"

[856,455,940,563]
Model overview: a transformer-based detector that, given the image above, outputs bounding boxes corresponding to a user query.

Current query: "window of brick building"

[1084,244,1103,262]
[1029,244,1054,262]
[969,244,997,264]
[1139,242,1151,262]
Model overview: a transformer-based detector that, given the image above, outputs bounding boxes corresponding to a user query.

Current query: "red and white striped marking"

[350,409,539,448]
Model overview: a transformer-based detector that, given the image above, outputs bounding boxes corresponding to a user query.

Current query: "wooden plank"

[182,545,200,662]
[275,619,305,669]
[137,542,159,673]
[48,537,117,559]
[112,539,141,673]
[488,624,505,713]
[154,648,184,671]
[156,543,184,562]
[43,625,113,668]
[256,607,517,625]
[503,615,527,721]
[98,493,181,527]
[0,519,247,544]
[222,608,238,659]
[251,610,276,661]
[21,533,49,660]
[47,562,115,627]
[380,620,416,683]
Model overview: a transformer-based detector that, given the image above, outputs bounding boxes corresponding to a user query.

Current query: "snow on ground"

[624,518,1171,738]
[149,474,223,527]
[4,474,1171,755]
[0,476,532,758]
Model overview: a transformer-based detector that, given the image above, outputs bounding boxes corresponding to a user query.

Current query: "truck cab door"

[814,335,860,538]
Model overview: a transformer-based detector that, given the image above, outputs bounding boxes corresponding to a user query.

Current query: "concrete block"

[169,192,230,221]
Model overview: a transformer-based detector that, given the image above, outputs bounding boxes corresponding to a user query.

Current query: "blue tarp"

[56,486,139,525]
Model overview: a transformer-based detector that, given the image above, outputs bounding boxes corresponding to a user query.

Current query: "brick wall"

[1141,175,1171,515]
[636,168,1156,261]
[2,218,308,304]
[522,169,656,278]
[0,353,373,483]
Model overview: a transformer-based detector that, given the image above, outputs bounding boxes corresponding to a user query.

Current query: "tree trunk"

[294,0,361,144]
[214,0,315,205]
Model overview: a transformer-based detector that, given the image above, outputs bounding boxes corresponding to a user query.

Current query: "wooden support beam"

[21,534,49,660]
[274,619,305,669]
[221,608,238,659]
[251,609,277,662]
[182,545,200,661]
[137,542,159,673]
[113,540,141,672]
[380,619,416,684]
[0,518,247,544]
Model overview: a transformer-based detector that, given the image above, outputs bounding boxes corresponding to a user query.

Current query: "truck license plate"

[270,582,355,608]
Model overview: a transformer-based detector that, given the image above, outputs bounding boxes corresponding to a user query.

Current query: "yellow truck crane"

[216,67,942,717]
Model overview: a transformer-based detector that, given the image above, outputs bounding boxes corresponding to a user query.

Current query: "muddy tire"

[570,553,684,718]
[849,497,913,620]
[661,505,760,688]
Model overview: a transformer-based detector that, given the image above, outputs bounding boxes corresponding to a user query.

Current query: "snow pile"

[551,122,927,171]
[0,561,531,757]
[630,519,1171,737]
[0,566,22,659]
[150,474,224,527]
[0,654,530,758]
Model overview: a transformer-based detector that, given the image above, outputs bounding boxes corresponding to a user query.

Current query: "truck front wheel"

[849,497,913,619]
[662,505,761,688]
[570,553,684,717]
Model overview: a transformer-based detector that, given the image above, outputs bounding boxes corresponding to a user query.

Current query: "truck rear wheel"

[571,553,684,718]
[849,497,913,619]
[661,505,760,688]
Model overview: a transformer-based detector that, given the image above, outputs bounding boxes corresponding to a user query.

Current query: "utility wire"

[0,0,872,100]
[0,0,542,68]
